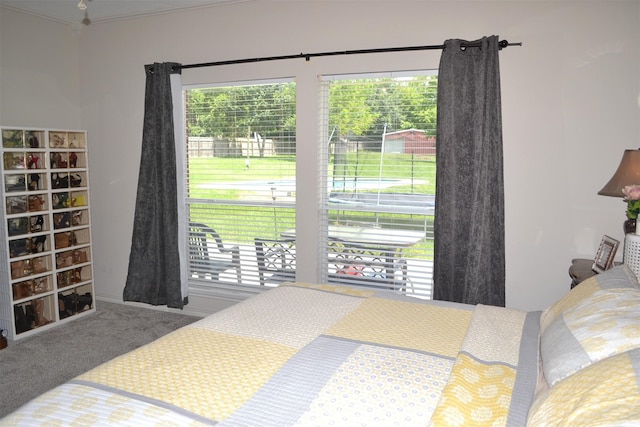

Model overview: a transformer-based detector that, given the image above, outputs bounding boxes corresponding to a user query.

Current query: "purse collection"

[2,128,93,338]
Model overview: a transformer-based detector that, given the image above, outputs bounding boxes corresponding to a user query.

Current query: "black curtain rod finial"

[498,40,522,50]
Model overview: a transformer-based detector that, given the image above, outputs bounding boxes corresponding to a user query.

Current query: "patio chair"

[254,238,296,285]
[189,222,241,283]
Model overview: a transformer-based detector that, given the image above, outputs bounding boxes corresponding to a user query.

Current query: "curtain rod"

[174,39,521,71]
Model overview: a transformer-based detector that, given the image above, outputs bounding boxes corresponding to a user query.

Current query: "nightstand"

[569,258,596,288]
[569,258,622,288]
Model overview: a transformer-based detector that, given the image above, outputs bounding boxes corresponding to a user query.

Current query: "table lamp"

[598,149,640,277]
[598,149,640,234]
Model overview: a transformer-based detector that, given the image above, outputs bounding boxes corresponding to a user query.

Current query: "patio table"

[280,225,425,289]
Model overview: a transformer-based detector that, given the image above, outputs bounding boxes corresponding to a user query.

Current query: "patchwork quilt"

[1,283,540,426]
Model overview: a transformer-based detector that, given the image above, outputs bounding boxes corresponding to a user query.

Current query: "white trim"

[183,76,294,90]
[172,73,188,301]
[320,69,437,82]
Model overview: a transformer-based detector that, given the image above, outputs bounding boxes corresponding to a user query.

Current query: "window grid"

[182,72,437,299]
[184,81,296,292]
[319,72,437,299]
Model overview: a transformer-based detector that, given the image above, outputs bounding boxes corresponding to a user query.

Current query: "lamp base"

[624,218,636,235]
[625,233,640,278]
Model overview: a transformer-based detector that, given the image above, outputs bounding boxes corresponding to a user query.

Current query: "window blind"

[183,79,296,294]
[319,71,437,299]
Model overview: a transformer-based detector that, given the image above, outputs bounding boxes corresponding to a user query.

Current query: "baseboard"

[95,291,240,318]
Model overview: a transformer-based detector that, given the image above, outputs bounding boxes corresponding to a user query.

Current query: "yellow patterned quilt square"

[430,354,516,427]
[325,298,472,357]
[78,328,296,421]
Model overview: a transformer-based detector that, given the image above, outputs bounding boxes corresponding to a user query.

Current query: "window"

[184,80,296,295]
[183,71,437,300]
[319,71,437,299]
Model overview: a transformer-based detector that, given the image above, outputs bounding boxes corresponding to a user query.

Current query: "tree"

[186,83,296,151]
[186,76,437,157]
[328,76,438,139]
[328,80,379,139]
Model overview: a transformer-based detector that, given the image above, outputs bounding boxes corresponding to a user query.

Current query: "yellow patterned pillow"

[528,348,640,426]
[540,287,640,386]
[540,264,638,334]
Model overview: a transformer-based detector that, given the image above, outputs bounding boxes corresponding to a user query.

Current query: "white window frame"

[318,70,437,298]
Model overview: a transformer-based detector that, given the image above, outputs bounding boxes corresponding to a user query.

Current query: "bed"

[2,265,640,426]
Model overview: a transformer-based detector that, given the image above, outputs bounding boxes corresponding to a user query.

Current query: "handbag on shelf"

[28,195,44,211]
[73,249,88,264]
[53,212,71,229]
[9,239,30,258]
[55,232,70,249]
[11,260,27,279]
[70,173,82,187]
[9,217,29,236]
[56,251,74,268]
[12,280,34,300]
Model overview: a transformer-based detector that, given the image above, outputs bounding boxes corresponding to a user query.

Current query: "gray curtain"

[123,62,186,309]
[433,36,505,306]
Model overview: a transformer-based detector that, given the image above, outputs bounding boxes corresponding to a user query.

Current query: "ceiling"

[0,0,252,25]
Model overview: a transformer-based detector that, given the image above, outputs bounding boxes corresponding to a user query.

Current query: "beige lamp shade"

[598,150,640,197]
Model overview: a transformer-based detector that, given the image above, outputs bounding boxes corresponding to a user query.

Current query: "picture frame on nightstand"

[592,235,619,273]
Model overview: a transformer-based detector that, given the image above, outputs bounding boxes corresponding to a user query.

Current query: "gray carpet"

[0,300,199,418]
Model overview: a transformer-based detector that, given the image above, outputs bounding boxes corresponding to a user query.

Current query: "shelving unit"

[0,127,94,340]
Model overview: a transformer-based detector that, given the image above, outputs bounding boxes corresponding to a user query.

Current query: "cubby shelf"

[0,127,95,340]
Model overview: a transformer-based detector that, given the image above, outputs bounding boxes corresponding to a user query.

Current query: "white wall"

[1,1,639,314]
[0,9,81,128]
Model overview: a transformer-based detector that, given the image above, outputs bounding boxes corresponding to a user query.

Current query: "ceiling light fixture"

[77,0,87,11]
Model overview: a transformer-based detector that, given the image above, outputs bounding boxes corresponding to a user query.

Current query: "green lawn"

[188,152,435,196]
[188,152,435,260]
